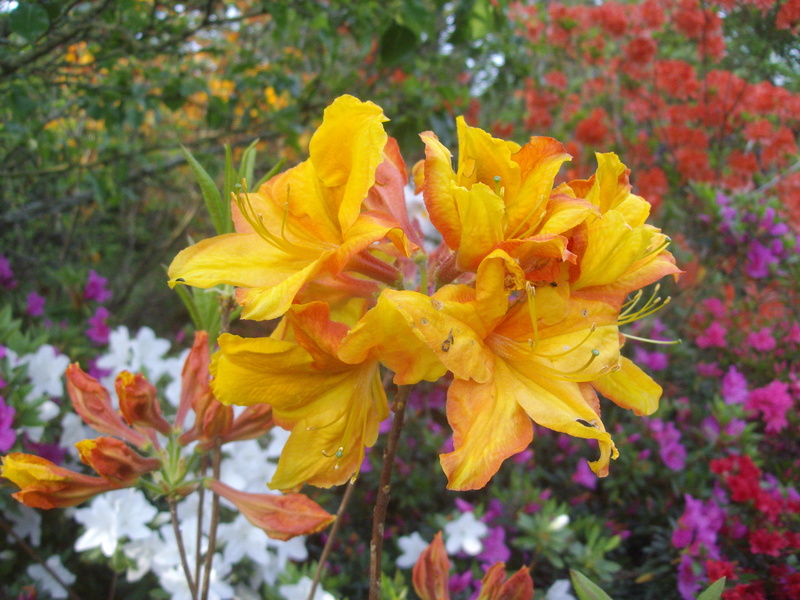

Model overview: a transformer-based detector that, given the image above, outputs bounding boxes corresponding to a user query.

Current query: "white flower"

[8,504,42,546]
[123,538,162,582]
[97,326,171,387]
[219,439,278,493]
[548,514,570,531]
[217,514,271,566]
[152,518,210,576]
[26,555,76,599]
[545,579,577,600]
[158,564,233,600]
[444,511,488,556]
[59,412,94,459]
[17,344,70,401]
[396,532,429,569]
[279,576,335,600]
[74,488,158,556]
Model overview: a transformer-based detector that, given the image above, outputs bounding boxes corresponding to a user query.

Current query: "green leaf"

[223,144,236,230]
[238,139,259,190]
[570,570,614,600]
[253,157,286,190]
[9,2,50,42]
[697,578,726,600]
[181,145,228,235]
[380,21,418,64]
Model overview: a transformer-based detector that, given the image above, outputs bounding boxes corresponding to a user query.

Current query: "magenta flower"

[84,269,113,304]
[695,322,727,349]
[0,396,16,452]
[633,347,668,371]
[25,292,46,317]
[648,419,686,471]
[86,307,111,345]
[0,255,16,289]
[721,365,749,404]
[745,327,776,352]
[745,380,793,433]
[572,459,598,489]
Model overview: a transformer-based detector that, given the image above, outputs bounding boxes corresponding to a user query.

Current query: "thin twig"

[200,437,223,600]
[168,497,198,600]
[308,479,357,600]
[0,516,83,600]
[194,456,210,584]
[368,385,412,600]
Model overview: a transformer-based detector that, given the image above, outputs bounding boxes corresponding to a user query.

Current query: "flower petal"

[440,359,534,491]
[592,356,662,416]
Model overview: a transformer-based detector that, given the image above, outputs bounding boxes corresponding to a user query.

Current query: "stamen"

[536,324,597,358]
[618,295,671,325]
[526,282,540,349]
[532,348,603,382]
[639,235,671,261]
[622,333,682,345]
[506,193,547,240]
[493,175,502,196]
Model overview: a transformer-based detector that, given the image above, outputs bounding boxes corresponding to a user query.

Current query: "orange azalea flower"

[341,250,630,490]
[168,95,418,321]
[1,453,124,509]
[420,117,595,281]
[211,301,388,490]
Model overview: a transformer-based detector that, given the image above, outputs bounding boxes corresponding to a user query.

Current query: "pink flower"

[745,380,793,433]
[721,365,749,404]
[696,322,727,348]
[745,327,776,352]
[25,292,46,317]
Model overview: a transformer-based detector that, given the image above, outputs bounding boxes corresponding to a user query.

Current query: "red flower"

[748,528,789,557]
[574,107,609,146]
[625,37,657,65]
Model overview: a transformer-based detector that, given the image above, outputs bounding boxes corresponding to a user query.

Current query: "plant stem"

[368,384,412,600]
[200,437,223,600]
[195,455,209,583]
[308,478,357,600]
[168,498,198,600]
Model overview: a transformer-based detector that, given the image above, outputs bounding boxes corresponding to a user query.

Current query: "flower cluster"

[168,95,678,493]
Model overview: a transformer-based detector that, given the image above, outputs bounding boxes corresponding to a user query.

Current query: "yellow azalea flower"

[563,153,682,310]
[169,95,418,321]
[419,117,597,280]
[341,250,624,490]
[211,301,388,490]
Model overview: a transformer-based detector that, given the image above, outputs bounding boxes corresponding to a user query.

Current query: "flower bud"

[1,453,122,509]
[116,371,172,435]
[220,404,274,444]
[475,563,533,600]
[175,330,211,430]
[65,364,148,449]
[206,479,334,541]
[413,532,451,600]
[76,437,161,485]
